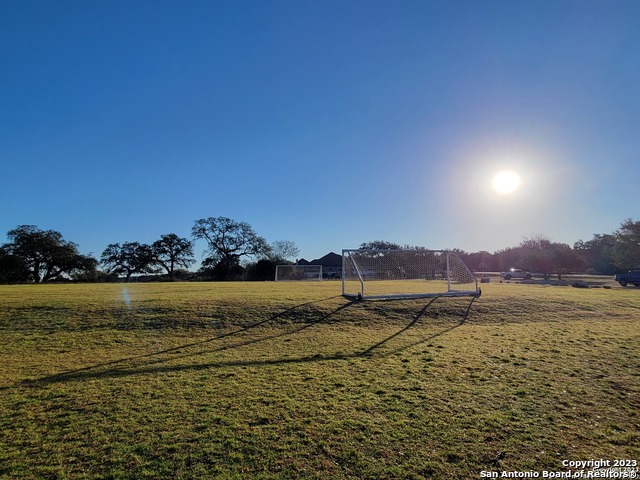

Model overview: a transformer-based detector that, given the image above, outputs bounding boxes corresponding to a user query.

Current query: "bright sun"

[491,170,521,195]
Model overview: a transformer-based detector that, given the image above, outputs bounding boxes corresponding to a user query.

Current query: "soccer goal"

[275,265,323,282]
[342,249,480,300]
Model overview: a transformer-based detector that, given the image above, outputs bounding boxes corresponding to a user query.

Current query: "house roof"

[297,252,341,267]
[309,252,341,267]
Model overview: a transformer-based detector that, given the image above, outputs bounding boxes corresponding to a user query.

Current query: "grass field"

[1,282,639,479]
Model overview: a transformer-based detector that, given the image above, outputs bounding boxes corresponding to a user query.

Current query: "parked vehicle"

[614,270,640,287]
[500,268,532,280]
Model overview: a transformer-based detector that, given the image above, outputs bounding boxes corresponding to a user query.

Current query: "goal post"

[275,264,323,282]
[342,249,480,299]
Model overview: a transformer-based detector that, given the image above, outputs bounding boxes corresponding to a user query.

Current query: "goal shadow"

[22,295,477,386]
[358,295,478,357]
[23,296,354,386]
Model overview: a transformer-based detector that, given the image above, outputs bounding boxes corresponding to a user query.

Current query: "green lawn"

[1,282,638,479]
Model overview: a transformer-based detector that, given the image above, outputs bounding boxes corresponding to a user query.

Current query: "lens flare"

[121,288,131,306]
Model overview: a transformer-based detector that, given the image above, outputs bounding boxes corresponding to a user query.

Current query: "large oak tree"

[100,242,156,282]
[3,225,97,283]
[192,217,269,280]
[151,233,194,280]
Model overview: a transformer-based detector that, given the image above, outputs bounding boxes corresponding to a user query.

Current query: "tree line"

[361,218,640,280]
[468,217,639,278]
[0,217,300,284]
[1,217,638,284]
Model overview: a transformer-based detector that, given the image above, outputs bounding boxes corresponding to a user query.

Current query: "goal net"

[275,265,323,282]
[342,249,480,299]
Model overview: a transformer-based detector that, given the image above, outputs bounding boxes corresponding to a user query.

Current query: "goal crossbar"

[342,249,480,300]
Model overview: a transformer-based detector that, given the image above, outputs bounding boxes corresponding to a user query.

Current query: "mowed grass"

[1,282,639,479]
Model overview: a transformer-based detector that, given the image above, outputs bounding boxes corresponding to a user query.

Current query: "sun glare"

[491,170,521,195]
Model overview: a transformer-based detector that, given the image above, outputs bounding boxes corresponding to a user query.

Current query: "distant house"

[298,252,342,278]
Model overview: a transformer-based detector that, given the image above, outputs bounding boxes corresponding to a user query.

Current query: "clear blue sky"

[2,0,639,264]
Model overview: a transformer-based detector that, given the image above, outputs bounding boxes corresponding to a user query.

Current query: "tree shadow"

[22,295,478,386]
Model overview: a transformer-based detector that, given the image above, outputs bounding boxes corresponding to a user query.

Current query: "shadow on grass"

[23,296,352,386]
[23,295,477,386]
[370,295,477,357]
[358,296,442,356]
[376,297,478,356]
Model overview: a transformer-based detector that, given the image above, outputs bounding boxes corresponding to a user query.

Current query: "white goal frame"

[342,249,480,300]
[275,264,323,282]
